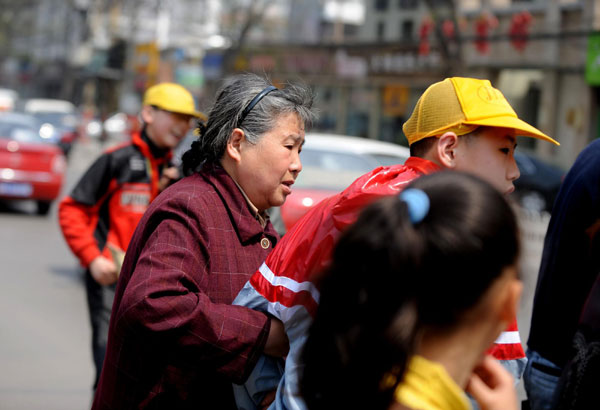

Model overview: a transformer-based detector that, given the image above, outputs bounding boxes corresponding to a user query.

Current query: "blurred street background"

[0,137,101,410]
[1,0,600,408]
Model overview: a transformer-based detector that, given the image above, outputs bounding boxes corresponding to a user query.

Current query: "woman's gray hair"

[182,73,316,174]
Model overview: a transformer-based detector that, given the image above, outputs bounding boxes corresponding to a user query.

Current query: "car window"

[295,148,376,190]
[370,153,409,167]
[300,148,374,172]
[0,123,43,143]
[33,112,78,129]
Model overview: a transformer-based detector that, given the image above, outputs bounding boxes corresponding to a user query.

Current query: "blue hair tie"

[399,188,430,224]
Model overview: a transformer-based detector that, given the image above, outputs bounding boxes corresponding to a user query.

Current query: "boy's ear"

[499,278,523,324]
[436,132,460,169]
[225,128,245,163]
[140,105,154,124]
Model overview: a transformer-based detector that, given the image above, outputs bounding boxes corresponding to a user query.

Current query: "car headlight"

[39,123,55,139]
[86,120,102,138]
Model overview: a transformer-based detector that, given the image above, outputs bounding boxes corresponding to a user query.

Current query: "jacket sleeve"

[114,204,270,383]
[58,153,115,267]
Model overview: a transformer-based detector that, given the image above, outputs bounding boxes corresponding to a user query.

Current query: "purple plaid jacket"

[92,164,279,409]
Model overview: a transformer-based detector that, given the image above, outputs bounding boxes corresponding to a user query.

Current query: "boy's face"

[453,128,520,195]
[143,106,194,150]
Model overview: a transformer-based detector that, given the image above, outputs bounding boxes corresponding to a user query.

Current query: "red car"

[0,112,66,215]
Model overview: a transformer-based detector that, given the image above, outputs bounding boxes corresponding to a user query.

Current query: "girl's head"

[301,171,521,409]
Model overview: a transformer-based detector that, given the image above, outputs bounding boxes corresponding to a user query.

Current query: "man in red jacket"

[233,77,560,410]
[58,82,205,388]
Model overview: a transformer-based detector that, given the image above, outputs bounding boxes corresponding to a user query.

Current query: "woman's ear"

[225,128,245,163]
[436,132,460,169]
[140,105,154,124]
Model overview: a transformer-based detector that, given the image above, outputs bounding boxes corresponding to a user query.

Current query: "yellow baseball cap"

[403,77,559,146]
[143,83,207,121]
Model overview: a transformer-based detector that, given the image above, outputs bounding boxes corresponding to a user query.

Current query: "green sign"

[586,33,600,85]
[175,64,204,92]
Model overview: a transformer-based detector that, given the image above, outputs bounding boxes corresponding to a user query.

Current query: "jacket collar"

[131,130,172,165]
[200,163,278,244]
[404,156,442,175]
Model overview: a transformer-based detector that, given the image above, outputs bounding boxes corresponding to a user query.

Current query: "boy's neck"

[142,128,169,158]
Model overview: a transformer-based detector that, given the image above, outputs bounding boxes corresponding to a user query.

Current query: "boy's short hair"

[403,77,559,146]
[408,129,478,158]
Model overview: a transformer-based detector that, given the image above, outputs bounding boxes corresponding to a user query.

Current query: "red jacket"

[59,131,171,267]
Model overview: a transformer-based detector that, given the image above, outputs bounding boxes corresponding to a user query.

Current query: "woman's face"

[236,112,305,212]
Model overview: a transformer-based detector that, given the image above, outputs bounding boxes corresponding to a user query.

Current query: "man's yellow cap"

[402,77,559,146]
[143,83,207,121]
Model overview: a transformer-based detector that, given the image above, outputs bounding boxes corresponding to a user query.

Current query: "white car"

[23,98,80,156]
[298,132,410,188]
[23,98,76,114]
[272,133,410,235]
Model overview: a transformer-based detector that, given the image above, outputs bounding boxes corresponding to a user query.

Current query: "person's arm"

[59,196,102,267]
[487,318,526,382]
[58,153,118,284]
[113,207,274,383]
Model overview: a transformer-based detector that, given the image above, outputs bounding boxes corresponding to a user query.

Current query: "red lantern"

[419,18,433,56]
[474,12,498,55]
[510,11,532,52]
[442,19,455,40]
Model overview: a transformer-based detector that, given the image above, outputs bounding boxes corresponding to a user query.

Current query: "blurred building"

[78,0,220,117]
[220,0,599,169]
[2,0,598,167]
[0,0,88,100]
[359,0,597,168]
[287,0,365,44]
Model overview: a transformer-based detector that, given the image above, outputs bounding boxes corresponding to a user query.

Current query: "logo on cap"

[477,85,507,107]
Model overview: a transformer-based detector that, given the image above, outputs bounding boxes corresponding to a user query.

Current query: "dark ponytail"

[181,121,207,176]
[300,171,519,409]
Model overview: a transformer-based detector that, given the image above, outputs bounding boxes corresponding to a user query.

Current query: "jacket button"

[260,238,270,249]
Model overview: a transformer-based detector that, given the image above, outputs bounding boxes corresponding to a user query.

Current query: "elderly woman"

[92,74,316,410]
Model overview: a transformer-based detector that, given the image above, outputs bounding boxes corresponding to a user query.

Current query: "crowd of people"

[57,73,598,410]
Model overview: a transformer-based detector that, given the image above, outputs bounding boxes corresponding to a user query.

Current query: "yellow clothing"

[394,355,471,410]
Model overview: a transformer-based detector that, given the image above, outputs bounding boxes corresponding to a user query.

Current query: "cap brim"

[176,109,206,121]
[150,104,208,121]
[176,110,207,121]
[193,111,207,121]
[465,116,559,145]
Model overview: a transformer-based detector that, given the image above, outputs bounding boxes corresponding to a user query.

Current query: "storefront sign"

[382,85,410,116]
[585,33,600,85]
[233,45,444,79]
[203,53,223,80]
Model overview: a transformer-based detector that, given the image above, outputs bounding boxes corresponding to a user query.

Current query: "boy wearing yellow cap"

[232,77,559,410]
[58,83,205,388]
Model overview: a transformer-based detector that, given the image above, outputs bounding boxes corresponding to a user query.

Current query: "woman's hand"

[263,317,289,358]
[466,355,518,410]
